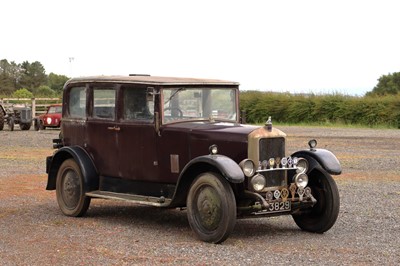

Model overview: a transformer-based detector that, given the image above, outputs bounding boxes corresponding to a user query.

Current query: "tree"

[19,61,47,90]
[1,59,70,96]
[0,59,20,95]
[367,72,400,96]
[48,72,69,93]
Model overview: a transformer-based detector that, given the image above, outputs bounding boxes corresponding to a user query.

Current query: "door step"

[86,190,172,207]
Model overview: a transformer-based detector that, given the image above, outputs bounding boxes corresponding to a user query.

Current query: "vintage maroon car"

[34,104,62,130]
[46,75,341,243]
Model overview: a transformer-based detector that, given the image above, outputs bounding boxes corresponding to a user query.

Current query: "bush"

[239,91,400,128]
[35,85,56,97]
[12,88,33,98]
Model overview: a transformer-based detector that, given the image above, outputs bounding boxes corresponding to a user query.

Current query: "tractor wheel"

[9,117,14,131]
[0,110,4,130]
[20,122,31,131]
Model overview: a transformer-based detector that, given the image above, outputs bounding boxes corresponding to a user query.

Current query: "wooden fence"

[0,98,61,118]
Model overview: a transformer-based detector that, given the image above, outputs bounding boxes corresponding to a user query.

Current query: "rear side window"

[93,88,116,120]
[68,87,86,118]
[122,86,154,121]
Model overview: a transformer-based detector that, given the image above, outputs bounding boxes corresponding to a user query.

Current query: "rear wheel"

[56,159,91,217]
[20,122,31,130]
[0,110,4,130]
[8,117,14,131]
[40,120,46,130]
[187,172,236,243]
[292,169,340,233]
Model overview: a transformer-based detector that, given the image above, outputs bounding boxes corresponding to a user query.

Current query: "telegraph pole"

[68,57,75,77]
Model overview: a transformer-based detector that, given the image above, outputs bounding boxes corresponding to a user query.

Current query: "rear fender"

[46,146,99,191]
[291,149,342,175]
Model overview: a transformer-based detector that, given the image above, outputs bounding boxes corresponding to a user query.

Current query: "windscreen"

[162,87,237,124]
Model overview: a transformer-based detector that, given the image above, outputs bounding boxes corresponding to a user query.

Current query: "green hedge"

[240,91,400,128]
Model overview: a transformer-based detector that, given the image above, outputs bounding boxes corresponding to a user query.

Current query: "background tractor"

[0,104,32,131]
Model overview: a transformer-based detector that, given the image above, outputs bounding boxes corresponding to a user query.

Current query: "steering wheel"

[164,107,183,118]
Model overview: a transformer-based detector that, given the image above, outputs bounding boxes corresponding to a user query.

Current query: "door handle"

[107,126,121,131]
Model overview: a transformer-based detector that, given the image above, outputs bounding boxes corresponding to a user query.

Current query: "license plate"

[267,201,291,213]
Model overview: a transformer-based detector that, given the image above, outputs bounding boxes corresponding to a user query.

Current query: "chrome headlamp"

[294,173,309,189]
[296,158,308,174]
[46,117,52,124]
[239,159,256,177]
[251,174,266,192]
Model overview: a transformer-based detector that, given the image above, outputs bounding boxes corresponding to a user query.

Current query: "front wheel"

[34,119,40,131]
[292,169,340,233]
[56,159,91,217]
[186,172,236,243]
[20,122,31,130]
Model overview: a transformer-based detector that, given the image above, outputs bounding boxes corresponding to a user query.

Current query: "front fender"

[291,149,342,175]
[169,155,244,207]
[182,155,245,183]
[46,146,99,191]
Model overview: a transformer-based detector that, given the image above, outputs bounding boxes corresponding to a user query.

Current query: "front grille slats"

[258,137,286,189]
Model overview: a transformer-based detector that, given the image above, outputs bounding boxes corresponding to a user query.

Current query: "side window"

[93,88,116,120]
[122,87,154,121]
[68,86,86,118]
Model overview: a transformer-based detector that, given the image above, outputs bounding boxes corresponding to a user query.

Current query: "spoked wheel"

[56,159,91,217]
[187,172,236,243]
[292,169,340,233]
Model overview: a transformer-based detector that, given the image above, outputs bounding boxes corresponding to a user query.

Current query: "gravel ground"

[0,126,399,265]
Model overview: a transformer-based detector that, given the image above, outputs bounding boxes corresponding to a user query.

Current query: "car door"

[86,85,119,177]
[116,85,159,181]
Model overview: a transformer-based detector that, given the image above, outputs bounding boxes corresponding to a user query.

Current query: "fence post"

[31,98,36,119]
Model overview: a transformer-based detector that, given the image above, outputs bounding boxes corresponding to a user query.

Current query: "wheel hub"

[62,171,80,208]
[197,187,222,231]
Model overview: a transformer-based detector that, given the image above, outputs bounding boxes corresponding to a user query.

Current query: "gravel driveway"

[0,126,399,265]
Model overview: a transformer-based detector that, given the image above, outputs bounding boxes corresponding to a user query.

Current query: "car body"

[34,104,62,130]
[46,75,341,243]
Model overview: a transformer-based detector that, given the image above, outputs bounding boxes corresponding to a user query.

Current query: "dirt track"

[0,126,399,265]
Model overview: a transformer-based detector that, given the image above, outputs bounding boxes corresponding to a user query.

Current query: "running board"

[86,190,172,207]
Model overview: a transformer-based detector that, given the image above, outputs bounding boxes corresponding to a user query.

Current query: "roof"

[65,75,239,87]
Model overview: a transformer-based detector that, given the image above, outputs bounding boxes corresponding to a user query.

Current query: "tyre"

[34,119,40,131]
[40,120,46,130]
[9,117,14,131]
[186,172,236,243]
[34,119,45,130]
[292,169,340,233]
[20,122,31,130]
[56,159,91,217]
[0,110,4,130]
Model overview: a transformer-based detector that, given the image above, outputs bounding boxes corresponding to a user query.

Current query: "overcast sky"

[2,0,399,96]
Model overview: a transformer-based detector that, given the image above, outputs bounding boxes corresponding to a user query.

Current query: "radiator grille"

[259,137,285,161]
[21,109,31,120]
[259,137,286,188]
